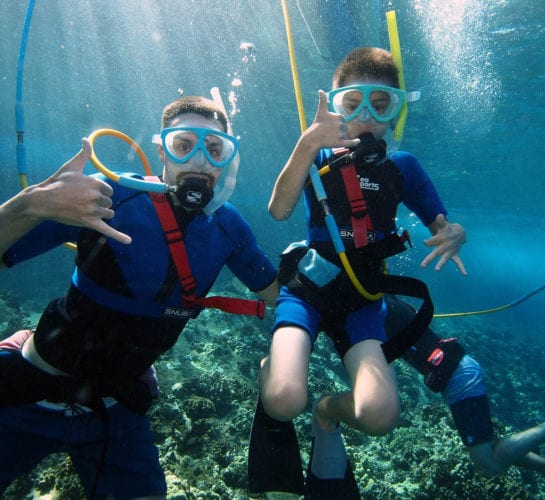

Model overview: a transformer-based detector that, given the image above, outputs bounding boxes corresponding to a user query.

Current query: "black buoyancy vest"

[301,148,434,363]
[308,155,404,249]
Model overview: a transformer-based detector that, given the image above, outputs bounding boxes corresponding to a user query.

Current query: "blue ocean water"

[1,0,544,329]
[1,1,545,497]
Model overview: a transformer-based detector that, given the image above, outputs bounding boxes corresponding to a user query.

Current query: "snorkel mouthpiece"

[175,177,214,211]
[351,133,386,167]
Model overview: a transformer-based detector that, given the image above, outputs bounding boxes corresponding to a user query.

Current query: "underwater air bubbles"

[240,41,256,64]
[228,90,238,119]
[412,0,501,133]
[226,41,257,119]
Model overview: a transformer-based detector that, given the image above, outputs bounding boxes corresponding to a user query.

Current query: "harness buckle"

[399,229,413,249]
[164,228,183,245]
[181,276,197,295]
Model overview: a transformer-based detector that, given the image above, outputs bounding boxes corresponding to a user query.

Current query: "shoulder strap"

[147,177,266,319]
[149,189,197,297]
[340,163,372,248]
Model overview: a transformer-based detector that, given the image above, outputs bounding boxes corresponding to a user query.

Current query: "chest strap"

[340,163,372,248]
[148,179,265,319]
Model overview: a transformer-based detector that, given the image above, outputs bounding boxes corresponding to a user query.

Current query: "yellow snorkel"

[386,10,408,144]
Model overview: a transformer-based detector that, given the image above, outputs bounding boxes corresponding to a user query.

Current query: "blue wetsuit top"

[4,174,276,381]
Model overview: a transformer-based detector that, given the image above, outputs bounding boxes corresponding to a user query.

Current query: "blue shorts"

[442,355,487,405]
[273,285,387,358]
[0,403,166,498]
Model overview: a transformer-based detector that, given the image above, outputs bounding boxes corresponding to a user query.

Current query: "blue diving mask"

[152,126,239,168]
[327,84,406,123]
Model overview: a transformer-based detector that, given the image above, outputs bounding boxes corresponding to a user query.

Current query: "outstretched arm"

[421,214,467,275]
[0,138,131,264]
[268,90,359,220]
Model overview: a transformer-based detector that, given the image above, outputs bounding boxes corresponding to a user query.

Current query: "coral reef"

[1,287,545,499]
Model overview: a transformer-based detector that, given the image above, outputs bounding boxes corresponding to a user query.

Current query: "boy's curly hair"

[332,47,400,89]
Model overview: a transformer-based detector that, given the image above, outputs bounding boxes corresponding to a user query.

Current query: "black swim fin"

[304,437,361,499]
[247,397,305,495]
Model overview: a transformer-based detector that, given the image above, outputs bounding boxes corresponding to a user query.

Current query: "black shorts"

[449,394,494,446]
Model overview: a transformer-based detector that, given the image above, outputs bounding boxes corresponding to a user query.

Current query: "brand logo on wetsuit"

[163,307,193,318]
[339,229,376,242]
[359,176,380,191]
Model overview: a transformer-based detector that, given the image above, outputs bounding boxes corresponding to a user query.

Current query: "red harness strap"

[148,180,265,319]
[149,192,197,297]
[340,163,373,248]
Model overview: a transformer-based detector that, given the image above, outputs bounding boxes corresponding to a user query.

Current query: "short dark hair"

[161,96,229,132]
[332,47,400,89]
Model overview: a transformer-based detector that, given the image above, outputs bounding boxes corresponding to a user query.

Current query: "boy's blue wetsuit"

[0,174,276,497]
[274,149,443,357]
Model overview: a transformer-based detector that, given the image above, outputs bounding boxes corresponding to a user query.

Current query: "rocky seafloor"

[1,285,545,499]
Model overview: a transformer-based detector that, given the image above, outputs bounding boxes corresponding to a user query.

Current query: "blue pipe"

[15,0,36,180]
[309,165,345,254]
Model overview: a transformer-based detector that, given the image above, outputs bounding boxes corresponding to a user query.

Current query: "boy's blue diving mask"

[327,84,406,123]
[152,126,239,168]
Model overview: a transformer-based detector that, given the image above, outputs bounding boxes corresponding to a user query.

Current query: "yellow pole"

[386,10,408,142]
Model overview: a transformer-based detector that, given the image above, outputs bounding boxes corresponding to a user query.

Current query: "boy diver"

[249,47,467,498]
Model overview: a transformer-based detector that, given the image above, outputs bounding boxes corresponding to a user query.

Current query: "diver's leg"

[0,405,61,494]
[69,404,167,499]
[493,422,545,473]
[318,339,399,435]
[249,288,314,495]
[259,325,312,420]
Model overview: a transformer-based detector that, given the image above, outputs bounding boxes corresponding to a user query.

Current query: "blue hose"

[15,0,36,183]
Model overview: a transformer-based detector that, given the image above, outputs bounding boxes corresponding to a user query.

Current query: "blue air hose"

[15,0,36,188]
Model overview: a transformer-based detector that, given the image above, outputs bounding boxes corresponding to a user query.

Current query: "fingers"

[314,90,332,123]
[343,135,361,149]
[434,213,447,227]
[95,177,114,199]
[90,219,132,245]
[451,255,468,276]
[317,89,328,112]
[421,247,468,275]
[312,90,360,149]
[55,138,93,177]
[423,235,436,248]
[81,137,92,158]
[434,253,467,275]
[420,248,439,269]
[433,254,449,272]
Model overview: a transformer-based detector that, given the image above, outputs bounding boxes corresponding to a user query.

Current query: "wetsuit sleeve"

[219,204,277,292]
[392,151,447,226]
[2,220,81,268]
[1,174,125,268]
